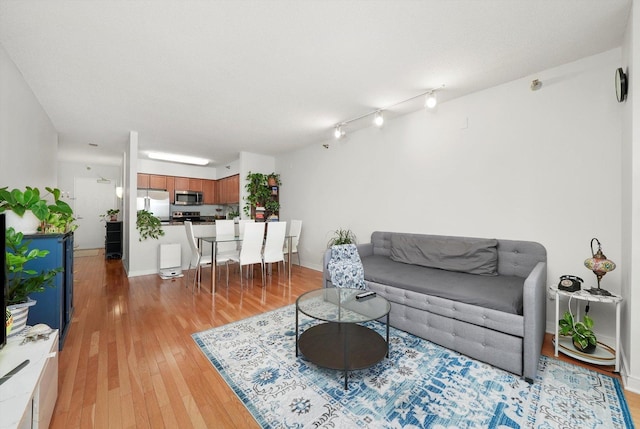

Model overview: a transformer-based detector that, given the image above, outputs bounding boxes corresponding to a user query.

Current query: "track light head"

[334,125,345,139]
[373,111,384,127]
[425,91,437,109]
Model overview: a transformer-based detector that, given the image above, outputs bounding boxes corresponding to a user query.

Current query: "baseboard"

[623,372,640,393]
[618,343,640,393]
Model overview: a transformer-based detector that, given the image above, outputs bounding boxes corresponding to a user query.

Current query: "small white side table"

[551,286,622,372]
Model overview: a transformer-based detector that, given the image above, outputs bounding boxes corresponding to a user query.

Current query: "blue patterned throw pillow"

[327,244,366,289]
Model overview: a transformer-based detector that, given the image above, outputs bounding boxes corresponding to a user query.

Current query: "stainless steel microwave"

[174,190,203,205]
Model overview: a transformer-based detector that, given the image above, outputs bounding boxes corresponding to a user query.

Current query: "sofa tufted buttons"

[482,315,487,320]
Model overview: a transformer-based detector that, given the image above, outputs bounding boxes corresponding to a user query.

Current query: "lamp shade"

[584,237,615,295]
[584,254,616,276]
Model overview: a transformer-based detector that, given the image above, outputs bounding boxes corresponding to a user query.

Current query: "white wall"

[138,159,217,179]
[278,49,624,354]
[125,223,216,277]
[0,44,58,188]
[57,161,122,206]
[621,4,640,392]
[239,151,276,218]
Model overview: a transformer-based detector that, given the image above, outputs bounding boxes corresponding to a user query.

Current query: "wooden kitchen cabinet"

[215,175,239,204]
[149,174,167,190]
[203,179,216,204]
[221,174,240,203]
[137,173,150,189]
[189,178,203,192]
[228,174,239,203]
[166,176,175,203]
[174,176,190,191]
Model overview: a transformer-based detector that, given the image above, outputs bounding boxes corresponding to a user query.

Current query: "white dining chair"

[239,222,266,285]
[215,219,239,284]
[238,219,255,238]
[263,221,287,277]
[184,221,212,292]
[284,219,302,266]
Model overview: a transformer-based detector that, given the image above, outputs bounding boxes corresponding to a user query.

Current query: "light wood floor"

[50,250,640,428]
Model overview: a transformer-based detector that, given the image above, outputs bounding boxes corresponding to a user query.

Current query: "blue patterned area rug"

[192,305,634,429]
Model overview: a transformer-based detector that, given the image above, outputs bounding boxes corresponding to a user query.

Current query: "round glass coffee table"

[295,287,391,390]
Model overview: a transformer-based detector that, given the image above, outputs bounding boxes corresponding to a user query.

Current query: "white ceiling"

[0,0,631,167]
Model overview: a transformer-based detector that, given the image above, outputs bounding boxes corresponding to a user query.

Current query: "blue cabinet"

[24,232,74,349]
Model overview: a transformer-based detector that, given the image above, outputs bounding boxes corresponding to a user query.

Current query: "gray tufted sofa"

[323,231,547,382]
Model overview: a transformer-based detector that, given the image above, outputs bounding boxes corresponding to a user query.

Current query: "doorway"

[74,177,117,249]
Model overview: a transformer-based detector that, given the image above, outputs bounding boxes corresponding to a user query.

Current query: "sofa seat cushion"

[361,255,525,315]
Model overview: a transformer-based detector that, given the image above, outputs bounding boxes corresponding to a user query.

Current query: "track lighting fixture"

[373,111,384,127]
[331,84,444,139]
[425,91,437,109]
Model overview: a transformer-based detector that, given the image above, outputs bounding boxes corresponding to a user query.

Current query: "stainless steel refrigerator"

[136,189,170,221]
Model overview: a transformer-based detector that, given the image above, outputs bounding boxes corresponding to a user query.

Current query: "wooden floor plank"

[49,250,640,428]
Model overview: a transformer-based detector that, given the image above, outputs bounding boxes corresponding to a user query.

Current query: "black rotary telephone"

[558,275,583,292]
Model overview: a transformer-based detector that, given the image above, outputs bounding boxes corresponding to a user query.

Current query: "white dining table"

[198,234,296,293]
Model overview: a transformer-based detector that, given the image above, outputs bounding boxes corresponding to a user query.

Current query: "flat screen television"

[1,213,6,349]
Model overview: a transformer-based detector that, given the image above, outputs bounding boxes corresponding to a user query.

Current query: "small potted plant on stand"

[101,209,120,222]
[267,173,281,187]
[5,227,62,337]
[558,310,597,354]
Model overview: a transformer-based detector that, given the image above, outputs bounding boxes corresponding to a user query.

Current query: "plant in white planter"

[100,208,120,222]
[5,227,62,336]
[0,186,74,234]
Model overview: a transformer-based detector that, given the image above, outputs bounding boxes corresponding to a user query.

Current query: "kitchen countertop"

[161,219,235,226]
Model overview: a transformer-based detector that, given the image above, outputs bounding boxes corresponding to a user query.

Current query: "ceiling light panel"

[148,151,210,165]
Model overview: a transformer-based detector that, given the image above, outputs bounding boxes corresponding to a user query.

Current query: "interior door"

[74,177,117,249]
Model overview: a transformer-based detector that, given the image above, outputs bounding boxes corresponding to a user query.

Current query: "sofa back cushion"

[389,233,499,276]
[371,231,547,278]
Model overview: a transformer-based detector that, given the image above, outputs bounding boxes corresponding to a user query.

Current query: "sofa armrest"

[522,261,547,382]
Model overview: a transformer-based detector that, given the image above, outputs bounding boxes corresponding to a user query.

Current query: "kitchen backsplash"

[171,204,239,218]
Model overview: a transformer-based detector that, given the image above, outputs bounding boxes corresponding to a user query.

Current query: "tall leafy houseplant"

[136,209,165,241]
[5,227,62,305]
[244,172,271,217]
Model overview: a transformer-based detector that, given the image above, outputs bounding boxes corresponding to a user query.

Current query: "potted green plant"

[136,209,165,241]
[101,209,120,222]
[0,186,74,233]
[558,310,597,353]
[267,172,281,187]
[327,228,357,248]
[265,199,280,214]
[5,227,62,336]
[244,172,271,217]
